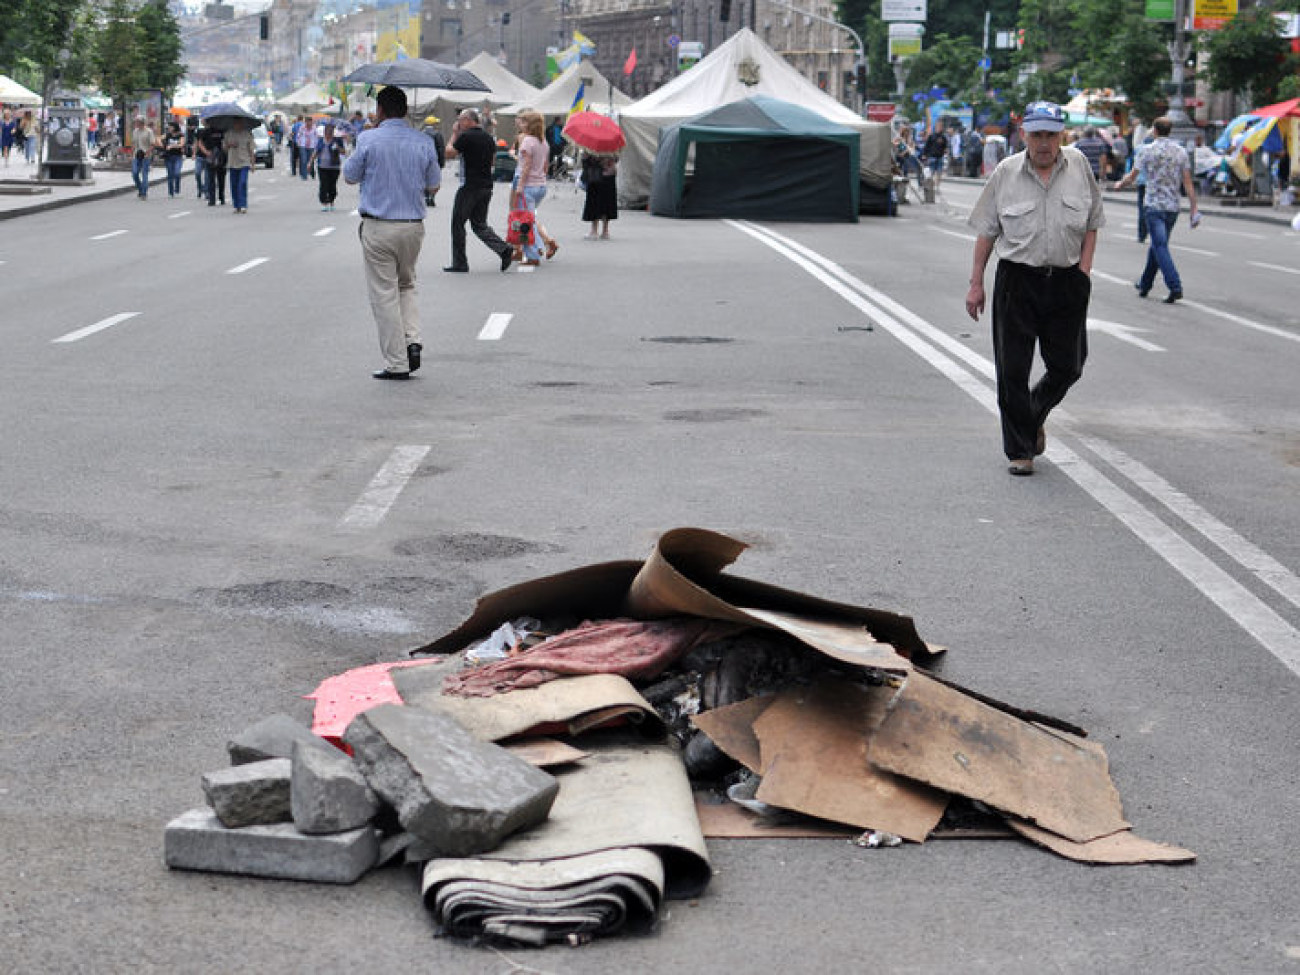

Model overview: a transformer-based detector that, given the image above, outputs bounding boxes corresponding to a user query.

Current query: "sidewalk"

[942,173,1299,229]
[0,156,194,221]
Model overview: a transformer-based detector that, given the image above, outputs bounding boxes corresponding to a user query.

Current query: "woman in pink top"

[514,111,558,265]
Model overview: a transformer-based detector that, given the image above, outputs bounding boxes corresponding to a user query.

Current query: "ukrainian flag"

[573,30,596,55]
[568,82,586,116]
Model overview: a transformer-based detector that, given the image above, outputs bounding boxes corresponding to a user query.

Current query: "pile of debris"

[165,528,1193,948]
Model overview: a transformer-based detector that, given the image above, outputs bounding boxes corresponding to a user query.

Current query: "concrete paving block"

[291,739,380,834]
[227,713,338,765]
[163,808,379,884]
[343,703,559,857]
[202,758,291,828]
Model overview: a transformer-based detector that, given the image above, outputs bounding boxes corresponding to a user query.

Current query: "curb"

[0,167,189,222]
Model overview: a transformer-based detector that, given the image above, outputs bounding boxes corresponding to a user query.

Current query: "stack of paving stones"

[164,707,560,884]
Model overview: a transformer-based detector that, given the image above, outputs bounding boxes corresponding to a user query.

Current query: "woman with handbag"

[513,111,558,265]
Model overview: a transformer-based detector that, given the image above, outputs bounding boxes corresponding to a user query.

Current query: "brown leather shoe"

[1008,458,1034,476]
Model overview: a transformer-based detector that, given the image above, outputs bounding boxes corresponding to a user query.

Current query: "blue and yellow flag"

[568,82,586,116]
[573,30,596,55]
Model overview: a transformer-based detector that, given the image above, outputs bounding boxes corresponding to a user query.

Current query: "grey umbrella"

[199,102,263,131]
[342,59,489,92]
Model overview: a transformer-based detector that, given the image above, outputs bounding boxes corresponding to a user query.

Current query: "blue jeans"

[1139,209,1181,295]
[229,166,249,210]
[132,154,151,196]
[194,156,208,197]
[521,184,546,261]
[165,154,183,196]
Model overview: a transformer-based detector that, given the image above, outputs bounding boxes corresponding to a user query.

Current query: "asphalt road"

[2,165,1299,974]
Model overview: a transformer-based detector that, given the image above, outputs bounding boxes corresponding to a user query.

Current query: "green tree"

[93,0,146,113]
[0,0,91,93]
[1203,0,1298,105]
[137,0,185,95]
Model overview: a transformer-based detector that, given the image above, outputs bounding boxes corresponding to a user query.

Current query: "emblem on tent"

[736,58,761,87]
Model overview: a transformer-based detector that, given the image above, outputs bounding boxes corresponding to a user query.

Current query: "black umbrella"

[199,102,263,131]
[342,59,489,92]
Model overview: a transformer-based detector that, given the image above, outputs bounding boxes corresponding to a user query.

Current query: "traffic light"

[719,0,731,22]
[856,63,867,91]
[259,13,269,40]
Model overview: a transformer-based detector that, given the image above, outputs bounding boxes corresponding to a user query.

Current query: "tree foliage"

[0,0,89,92]
[1202,0,1298,104]
[93,0,147,108]
[137,0,185,94]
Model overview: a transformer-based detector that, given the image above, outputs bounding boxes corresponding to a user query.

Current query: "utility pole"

[1166,0,1192,128]
[763,0,867,112]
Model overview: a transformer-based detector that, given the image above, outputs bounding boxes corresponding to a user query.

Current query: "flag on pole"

[568,82,586,116]
[573,30,596,55]
[623,47,637,76]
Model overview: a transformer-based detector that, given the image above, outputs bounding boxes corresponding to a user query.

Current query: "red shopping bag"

[506,208,535,247]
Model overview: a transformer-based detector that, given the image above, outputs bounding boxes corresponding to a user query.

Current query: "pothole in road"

[209,580,352,606]
[393,532,552,562]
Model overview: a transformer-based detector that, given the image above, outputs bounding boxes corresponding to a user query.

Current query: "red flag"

[623,47,638,76]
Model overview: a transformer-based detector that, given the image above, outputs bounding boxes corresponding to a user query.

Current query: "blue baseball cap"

[1022,101,1065,133]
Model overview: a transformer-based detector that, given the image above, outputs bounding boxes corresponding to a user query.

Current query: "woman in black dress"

[581,151,618,239]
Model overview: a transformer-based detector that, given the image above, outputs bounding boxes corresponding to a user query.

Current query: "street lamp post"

[763,0,866,112]
[1166,0,1192,129]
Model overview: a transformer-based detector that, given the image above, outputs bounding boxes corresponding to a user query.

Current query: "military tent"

[619,28,889,209]
[650,95,859,221]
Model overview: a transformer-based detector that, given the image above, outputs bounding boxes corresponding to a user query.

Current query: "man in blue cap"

[964,101,1105,476]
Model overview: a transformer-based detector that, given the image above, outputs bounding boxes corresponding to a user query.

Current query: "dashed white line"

[227,257,269,275]
[313,226,335,237]
[932,227,977,241]
[338,445,430,531]
[91,230,128,240]
[255,194,277,202]
[52,312,140,344]
[1248,261,1300,276]
[1171,243,1218,257]
[478,312,513,341]
[1088,318,1165,352]
[1205,227,1265,239]
[168,210,191,220]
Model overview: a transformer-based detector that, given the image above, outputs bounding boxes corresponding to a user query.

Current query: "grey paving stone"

[201,758,291,828]
[343,703,559,857]
[227,713,337,766]
[291,739,380,834]
[163,808,378,884]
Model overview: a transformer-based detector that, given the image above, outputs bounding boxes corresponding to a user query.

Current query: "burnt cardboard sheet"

[504,738,590,768]
[1007,818,1196,864]
[414,528,930,673]
[393,667,662,742]
[870,672,1129,844]
[751,680,947,843]
[689,695,777,773]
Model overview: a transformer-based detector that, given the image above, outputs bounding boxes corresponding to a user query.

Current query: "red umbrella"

[561,111,625,154]
[1250,97,1300,118]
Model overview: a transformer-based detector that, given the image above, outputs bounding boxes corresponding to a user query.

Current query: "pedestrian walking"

[442,108,513,273]
[162,120,185,197]
[1073,126,1112,181]
[964,101,1104,477]
[130,115,156,199]
[311,121,347,211]
[192,121,210,199]
[580,151,618,239]
[513,110,556,265]
[296,117,317,180]
[197,123,226,206]
[419,115,446,207]
[224,118,255,213]
[921,120,949,188]
[20,110,37,164]
[1111,116,1198,304]
[342,85,441,381]
[1,109,16,166]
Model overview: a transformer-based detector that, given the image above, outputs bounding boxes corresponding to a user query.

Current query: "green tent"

[650,95,860,222]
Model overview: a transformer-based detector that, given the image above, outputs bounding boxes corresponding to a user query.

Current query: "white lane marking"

[1171,243,1218,257]
[932,227,977,241]
[91,230,128,240]
[255,194,277,202]
[338,445,430,531]
[1207,228,1265,239]
[731,219,1300,679]
[314,226,335,237]
[52,312,140,344]
[1088,318,1165,352]
[1248,261,1300,276]
[478,312,513,341]
[168,210,191,220]
[516,264,537,273]
[227,257,269,275]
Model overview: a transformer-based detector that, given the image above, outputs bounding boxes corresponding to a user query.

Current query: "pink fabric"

[517,134,548,187]
[443,617,738,698]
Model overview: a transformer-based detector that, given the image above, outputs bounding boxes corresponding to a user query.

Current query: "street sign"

[865,102,898,122]
[668,34,681,48]
[1193,0,1237,31]
[882,0,926,21]
[978,57,991,71]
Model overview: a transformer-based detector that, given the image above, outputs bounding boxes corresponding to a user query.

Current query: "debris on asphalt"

[163,527,1193,947]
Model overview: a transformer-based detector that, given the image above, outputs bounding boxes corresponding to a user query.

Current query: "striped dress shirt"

[343,118,441,220]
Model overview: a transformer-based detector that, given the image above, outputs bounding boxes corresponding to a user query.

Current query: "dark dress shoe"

[1163,290,1183,304]
[500,247,513,272]
[1135,282,1150,298]
[372,369,411,380]
[442,265,468,273]
[407,343,422,372]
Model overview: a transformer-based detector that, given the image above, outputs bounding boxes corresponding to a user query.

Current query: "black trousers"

[991,260,1091,461]
[449,183,508,269]
[318,167,340,205]
[206,164,226,204]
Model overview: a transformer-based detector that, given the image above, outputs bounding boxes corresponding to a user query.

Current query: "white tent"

[446,52,541,108]
[277,81,330,112]
[0,74,41,106]
[619,28,886,207]
[498,59,632,121]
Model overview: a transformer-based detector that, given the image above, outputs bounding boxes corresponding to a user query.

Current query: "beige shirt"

[967,144,1104,267]
[224,128,255,169]
[132,125,155,153]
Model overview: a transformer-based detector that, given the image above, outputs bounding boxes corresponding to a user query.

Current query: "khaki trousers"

[360,218,424,373]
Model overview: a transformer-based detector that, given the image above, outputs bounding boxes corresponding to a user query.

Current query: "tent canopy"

[650,94,860,221]
[277,81,330,111]
[498,59,631,119]
[619,28,888,208]
[0,74,41,106]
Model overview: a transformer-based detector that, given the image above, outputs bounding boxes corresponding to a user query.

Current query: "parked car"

[252,124,274,169]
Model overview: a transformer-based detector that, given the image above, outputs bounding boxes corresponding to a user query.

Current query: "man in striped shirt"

[343,86,442,380]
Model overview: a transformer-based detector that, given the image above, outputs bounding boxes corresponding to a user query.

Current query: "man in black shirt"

[443,109,512,272]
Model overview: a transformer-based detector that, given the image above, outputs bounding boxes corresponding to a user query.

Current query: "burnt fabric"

[443,618,738,698]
